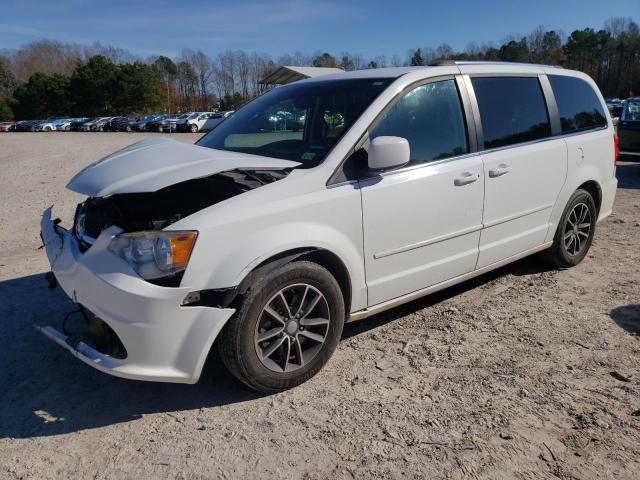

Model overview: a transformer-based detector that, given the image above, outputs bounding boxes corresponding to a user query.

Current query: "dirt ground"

[0,132,638,479]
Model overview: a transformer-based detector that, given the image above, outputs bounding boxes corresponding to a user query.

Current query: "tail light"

[613,133,619,166]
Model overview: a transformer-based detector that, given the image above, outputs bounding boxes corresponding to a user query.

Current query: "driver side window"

[370,79,469,165]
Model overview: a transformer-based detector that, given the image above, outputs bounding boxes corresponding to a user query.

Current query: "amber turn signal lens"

[169,232,198,268]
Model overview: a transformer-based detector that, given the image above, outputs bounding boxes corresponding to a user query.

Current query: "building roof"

[260,66,344,85]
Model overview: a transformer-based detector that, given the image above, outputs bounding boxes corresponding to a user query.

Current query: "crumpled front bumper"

[38,207,235,383]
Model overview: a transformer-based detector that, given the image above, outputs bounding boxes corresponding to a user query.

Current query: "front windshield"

[197,78,393,165]
[623,100,640,121]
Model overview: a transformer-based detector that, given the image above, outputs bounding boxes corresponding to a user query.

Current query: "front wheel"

[189,123,198,133]
[543,189,597,268]
[217,261,345,393]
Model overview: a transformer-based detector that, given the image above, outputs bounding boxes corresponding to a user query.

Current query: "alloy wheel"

[563,202,591,256]
[254,283,330,373]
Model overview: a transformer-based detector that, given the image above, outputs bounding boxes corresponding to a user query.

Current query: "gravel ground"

[0,132,639,479]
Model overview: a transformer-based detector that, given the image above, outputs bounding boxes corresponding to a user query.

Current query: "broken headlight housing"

[108,231,198,280]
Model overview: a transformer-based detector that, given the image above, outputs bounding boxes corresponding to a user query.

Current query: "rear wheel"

[217,261,345,393]
[190,123,198,133]
[543,189,597,267]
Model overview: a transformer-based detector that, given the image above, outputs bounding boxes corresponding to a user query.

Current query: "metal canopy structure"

[259,66,343,86]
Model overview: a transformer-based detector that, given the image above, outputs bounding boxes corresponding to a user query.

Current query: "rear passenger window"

[370,79,468,164]
[471,76,551,149]
[548,75,607,133]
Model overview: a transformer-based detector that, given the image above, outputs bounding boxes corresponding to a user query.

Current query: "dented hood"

[67,136,300,197]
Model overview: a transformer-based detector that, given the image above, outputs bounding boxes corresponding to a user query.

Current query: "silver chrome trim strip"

[373,224,483,259]
[372,204,552,260]
[347,241,553,322]
[483,204,553,229]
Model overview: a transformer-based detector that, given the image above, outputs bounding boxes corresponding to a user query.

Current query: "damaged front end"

[73,168,291,286]
[74,168,289,249]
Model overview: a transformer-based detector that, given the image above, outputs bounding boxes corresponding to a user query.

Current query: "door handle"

[488,164,510,178]
[454,172,479,186]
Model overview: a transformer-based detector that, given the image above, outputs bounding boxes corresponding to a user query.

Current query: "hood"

[66,136,300,197]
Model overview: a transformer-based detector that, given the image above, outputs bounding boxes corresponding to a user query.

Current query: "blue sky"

[1,0,637,59]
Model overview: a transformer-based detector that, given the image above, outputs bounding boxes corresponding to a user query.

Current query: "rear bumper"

[39,207,235,383]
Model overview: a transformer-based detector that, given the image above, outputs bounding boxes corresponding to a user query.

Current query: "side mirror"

[368,136,410,171]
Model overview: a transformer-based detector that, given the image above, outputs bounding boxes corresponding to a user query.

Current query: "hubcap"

[563,202,591,256]
[254,283,330,373]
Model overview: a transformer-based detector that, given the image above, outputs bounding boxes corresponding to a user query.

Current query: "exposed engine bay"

[74,168,289,250]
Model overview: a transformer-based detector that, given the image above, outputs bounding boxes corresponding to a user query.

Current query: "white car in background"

[35,118,69,131]
[202,111,234,132]
[176,111,216,133]
[40,62,617,393]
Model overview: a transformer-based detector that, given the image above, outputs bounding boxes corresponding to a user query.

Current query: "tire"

[44,126,52,132]
[217,261,345,393]
[542,189,597,268]
[126,125,132,132]
[189,123,198,133]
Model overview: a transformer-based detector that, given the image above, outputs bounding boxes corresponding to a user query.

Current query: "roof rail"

[428,60,563,68]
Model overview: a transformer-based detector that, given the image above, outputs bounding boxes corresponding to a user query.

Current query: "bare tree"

[604,17,635,38]
[236,50,251,99]
[389,54,403,67]
[181,49,213,110]
[249,52,273,95]
[12,40,81,81]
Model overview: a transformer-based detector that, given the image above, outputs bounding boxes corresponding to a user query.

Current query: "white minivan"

[40,62,617,392]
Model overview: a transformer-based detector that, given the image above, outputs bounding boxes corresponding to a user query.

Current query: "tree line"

[0,17,638,120]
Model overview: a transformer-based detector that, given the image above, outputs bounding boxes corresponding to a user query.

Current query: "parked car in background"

[147,114,179,132]
[80,118,102,131]
[103,116,126,131]
[0,121,14,132]
[201,111,234,132]
[91,117,115,132]
[14,120,41,132]
[131,114,163,132]
[618,97,640,158]
[39,63,617,393]
[176,112,215,132]
[606,98,623,121]
[109,116,139,132]
[55,118,85,131]
[70,118,94,131]
[35,118,73,131]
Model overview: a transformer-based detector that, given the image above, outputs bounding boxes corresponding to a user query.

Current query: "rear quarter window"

[548,75,607,133]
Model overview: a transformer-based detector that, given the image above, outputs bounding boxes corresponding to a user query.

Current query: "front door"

[360,78,484,306]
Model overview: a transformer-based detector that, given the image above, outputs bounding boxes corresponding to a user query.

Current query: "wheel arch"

[236,248,353,314]
[577,180,602,214]
[193,247,354,315]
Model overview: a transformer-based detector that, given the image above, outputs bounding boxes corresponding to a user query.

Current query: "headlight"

[108,231,198,280]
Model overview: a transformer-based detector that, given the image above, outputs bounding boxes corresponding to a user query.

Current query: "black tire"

[217,261,345,393]
[542,189,597,268]
[189,123,198,133]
